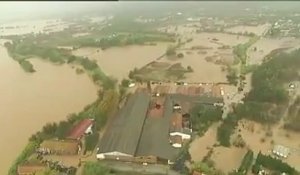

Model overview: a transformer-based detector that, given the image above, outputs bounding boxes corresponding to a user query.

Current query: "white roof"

[273,145,290,157]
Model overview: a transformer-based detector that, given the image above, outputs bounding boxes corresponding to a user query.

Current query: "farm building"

[97,91,151,162]
[67,118,94,140]
[96,91,223,164]
[39,139,80,155]
[169,111,192,148]
[17,163,46,175]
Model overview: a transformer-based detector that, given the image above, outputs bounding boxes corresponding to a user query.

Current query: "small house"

[67,119,94,140]
[39,139,80,155]
[17,163,46,175]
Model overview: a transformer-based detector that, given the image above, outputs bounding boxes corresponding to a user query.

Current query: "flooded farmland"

[247,37,300,65]
[189,123,219,162]
[72,43,170,81]
[237,119,300,170]
[224,23,272,36]
[0,44,98,174]
[0,19,70,36]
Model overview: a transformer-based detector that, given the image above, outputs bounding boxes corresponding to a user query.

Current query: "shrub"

[82,162,111,175]
[217,114,239,147]
[85,132,99,152]
[18,60,35,73]
[238,150,254,174]
[177,53,184,58]
[255,152,297,174]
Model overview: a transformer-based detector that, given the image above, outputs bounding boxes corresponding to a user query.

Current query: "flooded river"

[0,44,98,174]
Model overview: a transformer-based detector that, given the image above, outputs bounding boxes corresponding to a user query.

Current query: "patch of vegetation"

[226,67,239,86]
[192,161,225,175]
[95,33,175,50]
[172,144,191,174]
[5,40,113,89]
[85,132,99,152]
[177,52,184,58]
[217,114,239,147]
[252,152,298,175]
[187,65,194,72]
[240,64,258,75]
[236,49,300,124]
[235,102,284,124]
[237,150,254,174]
[121,79,131,87]
[82,162,112,175]
[18,60,35,72]
[166,45,177,56]
[191,104,223,135]
[76,68,84,74]
[284,96,300,132]
[233,36,259,65]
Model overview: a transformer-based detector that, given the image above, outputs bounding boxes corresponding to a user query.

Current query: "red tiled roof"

[187,86,204,96]
[176,86,188,95]
[171,112,182,130]
[148,97,165,118]
[67,119,94,140]
[153,85,170,94]
[17,164,46,175]
[212,85,222,97]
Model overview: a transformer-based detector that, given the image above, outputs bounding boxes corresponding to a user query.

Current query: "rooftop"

[98,91,151,155]
[67,118,94,140]
[40,139,79,154]
[136,95,180,161]
[17,163,46,175]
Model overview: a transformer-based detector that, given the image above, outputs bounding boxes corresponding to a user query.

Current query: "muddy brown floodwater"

[0,44,98,174]
[72,43,170,81]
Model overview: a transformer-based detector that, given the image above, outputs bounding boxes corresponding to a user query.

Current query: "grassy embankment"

[227,36,259,86]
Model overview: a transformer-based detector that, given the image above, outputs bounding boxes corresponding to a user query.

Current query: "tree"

[187,65,194,72]
[19,60,35,73]
[121,79,130,87]
[55,121,72,139]
[102,77,117,90]
[217,114,239,147]
[177,53,184,58]
[226,68,238,86]
[82,162,111,175]
[85,133,99,152]
[166,45,176,56]
[238,150,254,174]
[42,123,57,136]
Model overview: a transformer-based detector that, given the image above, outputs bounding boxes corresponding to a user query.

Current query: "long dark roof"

[136,95,179,161]
[136,94,223,160]
[97,91,151,155]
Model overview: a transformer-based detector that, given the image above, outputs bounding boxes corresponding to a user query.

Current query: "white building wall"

[172,143,182,148]
[85,124,93,134]
[96,151,133,159]
[169,132,191,140]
